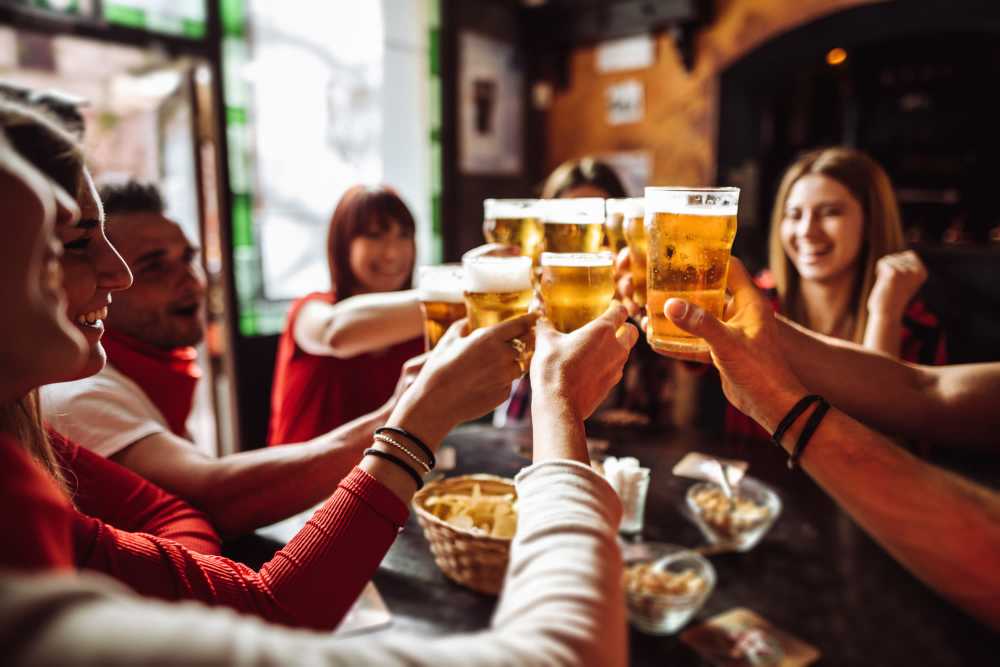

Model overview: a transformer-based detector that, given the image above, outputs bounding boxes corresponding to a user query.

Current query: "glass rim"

[540,251,615,267]
[643,187,740,193]
[484,198,546,218]
[462,255,532,266]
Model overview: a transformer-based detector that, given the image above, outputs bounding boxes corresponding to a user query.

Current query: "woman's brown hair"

[0,96,83,487]
[541,157,627,199]
[326,185,416,299]
[768,147,905,343]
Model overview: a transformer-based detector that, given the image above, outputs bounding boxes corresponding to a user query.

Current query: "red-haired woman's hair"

[326,185,416,298]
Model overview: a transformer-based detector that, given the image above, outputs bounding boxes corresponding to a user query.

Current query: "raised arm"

[293,291,423,358]
[660,259,1000,628]
[861,250,928,358]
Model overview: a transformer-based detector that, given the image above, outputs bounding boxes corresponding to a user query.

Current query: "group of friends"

[1,85,997,667]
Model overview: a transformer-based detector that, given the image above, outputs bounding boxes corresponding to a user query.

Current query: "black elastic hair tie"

[788,399,831,470]
[376,426,435,470]
[364,448,424,490]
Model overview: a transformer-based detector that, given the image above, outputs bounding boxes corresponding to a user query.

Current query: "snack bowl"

[412,474,517,595]
[621,542,715,635]
[685,476,781,552]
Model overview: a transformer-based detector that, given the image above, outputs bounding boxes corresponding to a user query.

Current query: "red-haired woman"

[268,185,426,444]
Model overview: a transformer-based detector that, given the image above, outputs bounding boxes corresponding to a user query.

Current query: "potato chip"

[423,484,518,537]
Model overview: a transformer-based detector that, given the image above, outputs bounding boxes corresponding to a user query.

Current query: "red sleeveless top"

[268,291,424,445]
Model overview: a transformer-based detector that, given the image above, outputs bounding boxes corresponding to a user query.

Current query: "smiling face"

[58,168,134,380]
[780,174,866,284]
[104,212,206,348]
[347,220,415,294]
[0,131,87,398]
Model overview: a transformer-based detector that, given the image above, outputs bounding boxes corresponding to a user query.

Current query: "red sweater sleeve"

[49,430,222,555]
[72,466,407,630]
[0,435,74,571]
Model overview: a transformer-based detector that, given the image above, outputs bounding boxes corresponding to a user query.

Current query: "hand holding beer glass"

[463,255,535,372]
[539,252,615,333]
[644,187,739,355]
[542,198,606,253]
[417,265,467,350]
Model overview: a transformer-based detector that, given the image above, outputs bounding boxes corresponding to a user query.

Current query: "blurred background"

[3,0,998,452]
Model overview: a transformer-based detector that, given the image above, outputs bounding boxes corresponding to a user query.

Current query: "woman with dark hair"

[268,185,426,444]
[541,157,627,200]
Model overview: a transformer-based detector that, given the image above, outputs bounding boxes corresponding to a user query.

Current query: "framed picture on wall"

[459,31,523,175]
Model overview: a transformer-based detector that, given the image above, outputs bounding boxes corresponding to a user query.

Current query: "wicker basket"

[412,474,516,595]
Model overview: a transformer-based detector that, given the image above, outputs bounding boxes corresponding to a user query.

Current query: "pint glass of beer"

[618,198,647,308]
[483,199,545,262]
[539,252,615,333]
[463,255,535,368]
[417,264,467,350]
[604,199,629,254]
[644,187,739,355]
[542,198,605,254]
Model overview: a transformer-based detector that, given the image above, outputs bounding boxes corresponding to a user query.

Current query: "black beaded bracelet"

[376,426,435,470]
[364,448,424,490]
[771,394,822,449]
[787,399,831,470]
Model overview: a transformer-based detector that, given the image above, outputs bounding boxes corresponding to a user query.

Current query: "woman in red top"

[726,148,947,442]
[1,98,532,630]
[269,185,426,444]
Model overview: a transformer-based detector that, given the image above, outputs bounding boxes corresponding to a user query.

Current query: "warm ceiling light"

[826,47,848,66]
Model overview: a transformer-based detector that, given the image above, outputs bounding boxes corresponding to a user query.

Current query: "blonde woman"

[728,147,946,440]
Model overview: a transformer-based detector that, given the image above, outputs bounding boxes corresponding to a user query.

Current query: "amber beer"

[542,198,605,254]
[540,252,615,333]
[417,265,466,349]
[644,187,739,355]
[463,256,534,368]
[619,198,647,308]
[604,199,629,253]
[483,199,545,262]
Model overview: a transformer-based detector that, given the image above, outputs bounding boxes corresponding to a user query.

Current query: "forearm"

[778,317,1000,448]
[777,316,933,438]
[862,310,903,358]
[321,291,424,357]
[530,394,588,464]
[778,407,1000,628]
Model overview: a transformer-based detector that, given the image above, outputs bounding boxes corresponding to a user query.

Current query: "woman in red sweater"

[1,98,532,630]
[268,185,426,444]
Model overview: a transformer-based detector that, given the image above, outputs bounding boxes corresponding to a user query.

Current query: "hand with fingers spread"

[656,258,808,432]
[387,312,540,447]
[867,250,928,319]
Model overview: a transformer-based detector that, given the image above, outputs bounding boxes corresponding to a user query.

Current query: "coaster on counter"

[673,452,749,486]
[680,608,820,667]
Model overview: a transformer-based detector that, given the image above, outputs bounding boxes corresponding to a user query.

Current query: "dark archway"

[717,0,1000,362]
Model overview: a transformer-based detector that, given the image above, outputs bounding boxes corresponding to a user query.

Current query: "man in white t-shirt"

[42,180,418,538]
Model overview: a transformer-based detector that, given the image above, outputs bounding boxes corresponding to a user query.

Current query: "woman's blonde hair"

[0,96,83,489]
[768,147,905,342]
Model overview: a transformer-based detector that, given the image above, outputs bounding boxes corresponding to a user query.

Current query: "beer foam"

[484,198,545,219]
[541,252,614,267]
[463,256,532,293]
[417,265,464,302]
[645,187,739,216]
[606,198,644,219]
[544,198,606,224]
